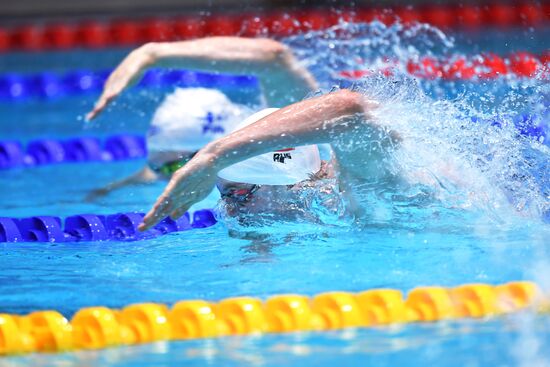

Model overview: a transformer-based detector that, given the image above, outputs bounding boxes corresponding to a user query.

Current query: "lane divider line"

[0,281,548,355]
[2,111,547,172]
[1,3,549,52]
[0,135,147,170]
[0,209,217,243]
[0,69,259,101]
[0,52,548,102]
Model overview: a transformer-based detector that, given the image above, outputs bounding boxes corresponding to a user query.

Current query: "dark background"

[2,0,457,21]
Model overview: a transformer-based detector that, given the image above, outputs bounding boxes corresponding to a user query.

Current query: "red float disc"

[336,9,358,24]
[0,28,10,52]
[339,69,371,79]
[267,12,300,37]
[455,4,483,29]
[395,6,421,25]
[406,60,420,75]
[421,5,455,29]
[297,9,332,31]
[407,57,442,79]
[474,53,508,79]
[540,51,550,79]
[517,3,543,26]
[509,52,541,77]
[204,15,239,37]
[174,17,205,40]
[142,19,175,42]
[422,57,443,78]
[381,67,394,77]
[240,14,268,37]
[77,21,109,49]
[544,3,550,22]
[110,20,141,46]
[377,9,398,26]
[12,25,45,51]
[355,8,379,24]
[442,57,475,80]
[45,24,76,50]
[485,3,517,27]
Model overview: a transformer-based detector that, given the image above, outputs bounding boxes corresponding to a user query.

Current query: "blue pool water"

[1,21,550,366]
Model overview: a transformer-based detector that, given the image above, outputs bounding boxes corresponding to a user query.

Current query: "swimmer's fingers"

[86,72,144,121]
[86,68,137,121]
[86,94,114,121]
[86,44,152,121]
[84,187,109,202]
[139,194,174,231]
[169,205,190,221]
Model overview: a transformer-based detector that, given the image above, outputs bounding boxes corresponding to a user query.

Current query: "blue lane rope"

[1,113,547,171]
[0,209,216,243]
[0,69,259,101]
[0,135,146,170]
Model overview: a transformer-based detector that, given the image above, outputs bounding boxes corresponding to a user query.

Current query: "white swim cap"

[217,108,321,185]
[147,88,252,153]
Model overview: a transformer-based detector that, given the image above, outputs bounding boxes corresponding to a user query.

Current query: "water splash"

[216,176,354,235]
[345,73,548,223]
[287,20,550,226]
[286,20,454,87]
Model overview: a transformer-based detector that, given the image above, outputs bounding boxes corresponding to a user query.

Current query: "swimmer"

[86,37,318,198]
[86,87,252,199]
[138,89,399,230]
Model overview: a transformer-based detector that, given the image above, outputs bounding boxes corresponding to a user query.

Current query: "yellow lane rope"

[1,281,549,356]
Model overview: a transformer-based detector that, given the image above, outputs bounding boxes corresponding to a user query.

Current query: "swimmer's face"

[216,179,303,218]
[217,164,339,224]
[148,150,196,179]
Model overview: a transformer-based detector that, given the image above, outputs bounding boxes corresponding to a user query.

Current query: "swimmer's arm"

[86,166,158,201]
[206,90,375,164]
[139,90,386,230]
[87,37,317,120]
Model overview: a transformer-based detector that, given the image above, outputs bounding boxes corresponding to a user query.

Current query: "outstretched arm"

[87,37,318,120]
[139,89,391,231]
[85,166,158,201]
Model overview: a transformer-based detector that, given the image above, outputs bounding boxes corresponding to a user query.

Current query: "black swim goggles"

[217,183,261,202]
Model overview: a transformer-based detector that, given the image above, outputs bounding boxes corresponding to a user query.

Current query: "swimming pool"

[1,14,550,367]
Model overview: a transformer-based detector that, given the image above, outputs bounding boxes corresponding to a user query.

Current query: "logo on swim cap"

[201,112,226,134]
[273,152,292,163]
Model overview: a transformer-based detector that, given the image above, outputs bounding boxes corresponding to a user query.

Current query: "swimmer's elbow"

[331,90,399,142]
[256,39,293,63]
[137,42,161,64]
[257,39,287,53]
[331,89,370,116]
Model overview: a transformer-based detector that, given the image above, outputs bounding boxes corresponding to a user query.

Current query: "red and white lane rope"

[1,2,549,52]
[339,51,550,80]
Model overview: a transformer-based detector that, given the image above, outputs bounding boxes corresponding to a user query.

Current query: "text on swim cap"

[273,153,292,163]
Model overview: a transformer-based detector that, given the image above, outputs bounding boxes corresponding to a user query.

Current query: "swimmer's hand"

[138,153,218,231]
[86,44,155,121]
[85,187,111,202]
